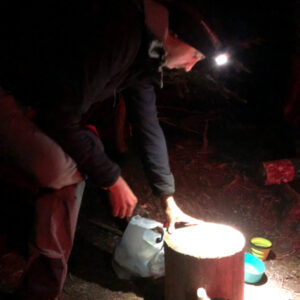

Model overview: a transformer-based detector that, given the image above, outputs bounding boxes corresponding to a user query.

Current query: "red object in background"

[264,159,295,185]
[85,124,100,137]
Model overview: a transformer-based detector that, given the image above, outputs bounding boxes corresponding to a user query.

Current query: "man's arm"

[35,105,138,218]
[39,119,122,189]
[123,78,202,231]
[123,78,175,197]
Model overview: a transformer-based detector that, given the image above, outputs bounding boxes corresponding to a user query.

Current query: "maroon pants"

[0,88,85,299]
[20,182,85,300]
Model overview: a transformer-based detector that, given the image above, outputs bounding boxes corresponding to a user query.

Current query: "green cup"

[250,237,272,261]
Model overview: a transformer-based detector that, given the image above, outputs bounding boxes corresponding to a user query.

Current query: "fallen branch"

[88,219,123,236]
[159,118,202,135]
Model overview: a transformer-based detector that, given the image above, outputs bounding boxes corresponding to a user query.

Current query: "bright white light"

[197,288,209,300]
[215,53,229,66]
[164,222,245,258]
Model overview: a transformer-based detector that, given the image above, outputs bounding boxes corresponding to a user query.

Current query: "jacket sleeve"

[123,78,175,197]
[36,107,121,188]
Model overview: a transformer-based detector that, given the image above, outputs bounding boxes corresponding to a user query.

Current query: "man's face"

[163,35,205,72]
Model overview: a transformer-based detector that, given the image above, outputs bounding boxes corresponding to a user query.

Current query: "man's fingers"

[167,220,175,234]
[113,208,119,218]
[119,206,126,219]
[113,198,138,219]
[127,201,137,218]
[107,176,138,219]
[112,200,120,217]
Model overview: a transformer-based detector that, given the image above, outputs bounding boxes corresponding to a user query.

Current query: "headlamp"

[168,1,231,69]
[214,52,230,66]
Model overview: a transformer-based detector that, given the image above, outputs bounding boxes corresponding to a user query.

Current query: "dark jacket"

[0,0,175,196]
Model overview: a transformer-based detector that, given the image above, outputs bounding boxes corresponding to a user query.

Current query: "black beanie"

[167,0,222,57]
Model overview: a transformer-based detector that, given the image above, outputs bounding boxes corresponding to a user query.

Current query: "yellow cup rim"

[250,237,272,249]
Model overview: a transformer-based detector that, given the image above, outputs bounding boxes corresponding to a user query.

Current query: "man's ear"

[162,31,182,51]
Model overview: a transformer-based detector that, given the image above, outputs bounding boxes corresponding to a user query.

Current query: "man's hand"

[164,196,203,233]
[107,176,138,219]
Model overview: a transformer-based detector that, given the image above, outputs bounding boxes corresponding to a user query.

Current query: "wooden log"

[87,218,123,236]
[244,158,300,186]
[263,158,299,185]
[164,222,245,300]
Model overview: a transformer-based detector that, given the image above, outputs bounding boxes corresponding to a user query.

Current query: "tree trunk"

[164,222,245,300]
[114,95,129,154]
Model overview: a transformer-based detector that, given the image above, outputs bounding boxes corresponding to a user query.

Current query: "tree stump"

[164,222,245,300]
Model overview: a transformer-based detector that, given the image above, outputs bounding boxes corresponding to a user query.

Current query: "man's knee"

[34,182,85,258]
[34,153,83,190]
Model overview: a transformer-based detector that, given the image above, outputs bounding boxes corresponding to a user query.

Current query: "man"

[0,0,219,298]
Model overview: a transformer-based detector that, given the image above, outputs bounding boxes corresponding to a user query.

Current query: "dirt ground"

[0,87,299,300]
[61,114,300,300]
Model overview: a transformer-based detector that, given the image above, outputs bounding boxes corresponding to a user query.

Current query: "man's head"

[144,0,229,72]
[144,0,226,72]
[162,32,205,72]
